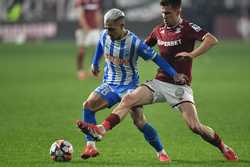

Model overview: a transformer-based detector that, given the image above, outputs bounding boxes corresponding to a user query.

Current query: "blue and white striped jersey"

[92,30,158,86]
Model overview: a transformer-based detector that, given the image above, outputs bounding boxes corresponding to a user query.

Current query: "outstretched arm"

[137,42,176,76]
[152,55,176,77]
[91,40,104,76]
[137,42,187,84]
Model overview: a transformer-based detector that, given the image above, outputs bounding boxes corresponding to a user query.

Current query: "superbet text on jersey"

[145,19,208,85]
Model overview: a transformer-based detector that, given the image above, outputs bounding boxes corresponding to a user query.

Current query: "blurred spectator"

[0,0,249,41]
[75,0,103,80]
[7,0,23,22]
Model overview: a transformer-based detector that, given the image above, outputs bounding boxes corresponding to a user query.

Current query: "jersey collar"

[165,17,183,30]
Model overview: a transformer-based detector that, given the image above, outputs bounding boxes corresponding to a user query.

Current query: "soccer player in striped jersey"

[76,8,186,161]
[77,0,238,162]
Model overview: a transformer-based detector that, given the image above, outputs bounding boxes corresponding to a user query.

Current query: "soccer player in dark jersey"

[76,0,239,162]
[75,0,102,80]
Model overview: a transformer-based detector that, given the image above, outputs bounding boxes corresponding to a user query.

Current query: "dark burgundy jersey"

[76,0,102,29]
[145,19,208,85]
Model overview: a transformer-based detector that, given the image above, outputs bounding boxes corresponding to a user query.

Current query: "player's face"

[161,5,181,26]
[104,21,124,40]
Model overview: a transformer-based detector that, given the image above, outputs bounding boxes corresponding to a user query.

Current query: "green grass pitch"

[0,41,250,167]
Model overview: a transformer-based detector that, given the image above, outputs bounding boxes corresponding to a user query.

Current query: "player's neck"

[117,29,128,40]
[165,16,182,28]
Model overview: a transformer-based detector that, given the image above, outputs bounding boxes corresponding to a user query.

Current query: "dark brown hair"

[160,0,182,8]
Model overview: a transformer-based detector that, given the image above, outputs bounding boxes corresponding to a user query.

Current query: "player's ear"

[176,7,182,15]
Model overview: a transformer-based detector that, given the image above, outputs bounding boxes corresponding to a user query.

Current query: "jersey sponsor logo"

[189,23,202,32]
[105,54,130,65]
[157,39,182,47]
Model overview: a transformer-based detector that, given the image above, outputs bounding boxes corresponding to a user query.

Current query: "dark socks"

[201,132,223,151]
[102,113,120,130]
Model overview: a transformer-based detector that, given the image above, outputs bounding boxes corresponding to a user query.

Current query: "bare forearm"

[191,33,218,58]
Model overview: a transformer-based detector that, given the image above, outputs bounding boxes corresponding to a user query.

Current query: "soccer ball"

[49,139,73,161]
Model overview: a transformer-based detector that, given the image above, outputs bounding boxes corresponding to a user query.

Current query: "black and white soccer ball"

[49,139,73,161]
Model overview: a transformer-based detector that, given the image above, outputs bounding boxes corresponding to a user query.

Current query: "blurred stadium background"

[0,0,250,42]
[0,0,250,167]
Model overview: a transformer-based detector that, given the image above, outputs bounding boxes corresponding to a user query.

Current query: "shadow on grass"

[69,159,153,166]
[27,159,155,167]
[70,159,250,166]
[26,158,250,167]
[173,159,250,165]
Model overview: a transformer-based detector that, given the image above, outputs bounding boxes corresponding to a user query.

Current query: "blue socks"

[83,108,164,152]
[139,123,163,152]
[83,108,96,141]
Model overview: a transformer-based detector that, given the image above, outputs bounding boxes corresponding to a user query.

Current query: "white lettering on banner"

[116,0,149,8]
[0,23,57,40]
[125,2,161,22]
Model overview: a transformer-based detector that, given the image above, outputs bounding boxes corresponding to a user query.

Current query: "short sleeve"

[186,22,208,41]
[145,27,158,47]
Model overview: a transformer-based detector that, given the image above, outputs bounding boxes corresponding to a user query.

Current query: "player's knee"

[83,100,90,109]
[133,118,146,129]
[83,100,96,111]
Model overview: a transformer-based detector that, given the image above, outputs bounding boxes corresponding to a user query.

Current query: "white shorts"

[75,29,100,47]
[143,79,194,108]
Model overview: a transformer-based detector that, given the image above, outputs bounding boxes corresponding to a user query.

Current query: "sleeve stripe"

[151,52,158,60]
[202,33,210,41]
